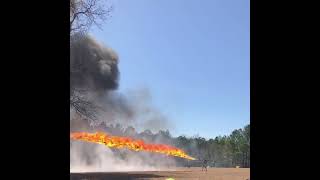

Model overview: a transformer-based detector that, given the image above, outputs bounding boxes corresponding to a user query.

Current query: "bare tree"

[70,0,113,34]
[70,88,98,121]
[70,0,113,120]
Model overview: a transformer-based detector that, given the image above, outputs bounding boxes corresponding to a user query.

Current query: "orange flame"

[70,132,196,160]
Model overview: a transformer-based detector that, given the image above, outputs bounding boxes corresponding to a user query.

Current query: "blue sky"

[91,0,250,139]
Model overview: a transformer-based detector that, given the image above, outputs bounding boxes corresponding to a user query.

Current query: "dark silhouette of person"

[201,159,208,172]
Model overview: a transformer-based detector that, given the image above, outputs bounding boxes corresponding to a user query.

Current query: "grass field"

[70,167,250,180]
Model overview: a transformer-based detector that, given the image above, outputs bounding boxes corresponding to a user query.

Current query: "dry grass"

[70,167,250,180]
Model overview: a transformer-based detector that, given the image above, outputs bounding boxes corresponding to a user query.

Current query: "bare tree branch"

[70,0,113,34]
[70,87,101,120]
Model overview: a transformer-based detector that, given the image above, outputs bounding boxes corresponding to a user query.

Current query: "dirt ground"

[70,167,250,180]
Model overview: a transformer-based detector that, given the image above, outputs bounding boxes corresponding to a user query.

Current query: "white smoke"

[70,141,177,172]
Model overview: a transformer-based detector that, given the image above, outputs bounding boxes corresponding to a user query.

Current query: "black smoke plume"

[70,33,119,93]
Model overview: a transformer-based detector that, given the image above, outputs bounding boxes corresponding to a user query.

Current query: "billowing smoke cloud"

[70,34,171,131]
[70,33,119,93]
[70,34,133,128]
[70,34,174,172]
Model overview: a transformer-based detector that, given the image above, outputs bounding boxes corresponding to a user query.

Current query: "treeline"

[96,123,250,168]
[175,124,250,168]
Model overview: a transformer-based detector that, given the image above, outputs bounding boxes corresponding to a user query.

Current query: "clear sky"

[91,0,250,139]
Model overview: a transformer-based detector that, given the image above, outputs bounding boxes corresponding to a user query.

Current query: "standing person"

[187,160,191,168]
[201,159,208,172]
